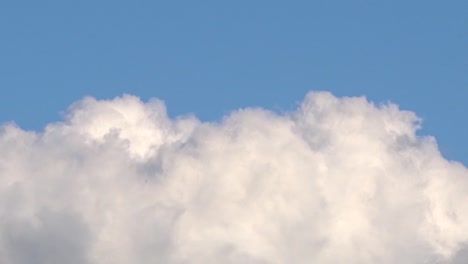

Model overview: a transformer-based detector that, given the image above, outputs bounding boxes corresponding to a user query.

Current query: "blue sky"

[1,0,467,163]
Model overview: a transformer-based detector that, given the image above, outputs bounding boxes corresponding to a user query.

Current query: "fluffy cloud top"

[1,92,467,263]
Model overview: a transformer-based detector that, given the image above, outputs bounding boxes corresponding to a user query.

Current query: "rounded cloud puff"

[0,92,467,264]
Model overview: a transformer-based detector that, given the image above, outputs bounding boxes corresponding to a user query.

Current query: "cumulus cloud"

[0,92,467,263]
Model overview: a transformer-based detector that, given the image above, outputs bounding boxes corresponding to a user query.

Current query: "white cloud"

[0,91,467,263]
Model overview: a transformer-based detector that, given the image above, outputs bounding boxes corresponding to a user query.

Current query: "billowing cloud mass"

[1,92,468,264]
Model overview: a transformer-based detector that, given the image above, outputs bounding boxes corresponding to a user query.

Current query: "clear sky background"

[0,0,467,163]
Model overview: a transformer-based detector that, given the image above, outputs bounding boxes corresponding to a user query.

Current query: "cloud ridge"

[1,92,467,264]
